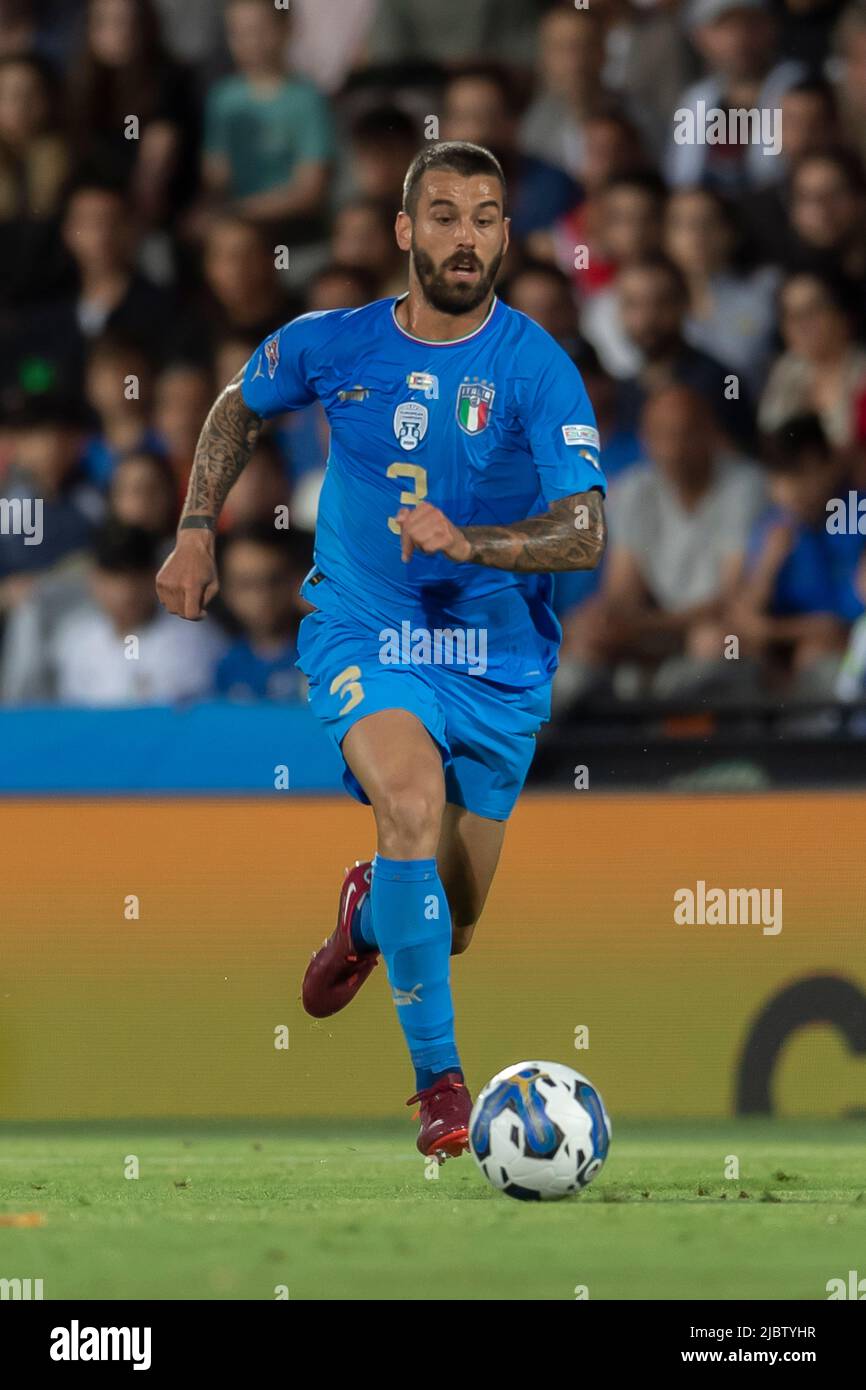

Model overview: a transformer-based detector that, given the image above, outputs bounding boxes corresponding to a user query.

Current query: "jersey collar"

[390,293,499,347]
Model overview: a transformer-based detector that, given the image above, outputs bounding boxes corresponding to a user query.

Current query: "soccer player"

[157,143,607,1160]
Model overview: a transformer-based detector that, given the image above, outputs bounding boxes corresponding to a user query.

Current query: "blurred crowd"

[2,0,866,710]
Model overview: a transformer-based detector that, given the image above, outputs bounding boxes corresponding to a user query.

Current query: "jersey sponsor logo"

[337,385,370,402]
[406,371,439,400]
[264,335,280,380]
[562,424,600,449]
[457,379,495,435]
[394,400,429,451]
[578,448,601,471]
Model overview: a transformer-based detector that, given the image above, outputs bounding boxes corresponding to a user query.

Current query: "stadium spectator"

[730,414,864,694]
[0,51,70,304]
[666,0,804,194]
[560,384,766,700]
[81,335,158,487]
[153,0,225,68]
[578,172,667,377]
[740,82,843,260]
[198,215,300,344]
[518,5,608,181]
[0,0,84,63]
[107,449,178,544]
[0,399,103,602]
[778,79,841,166]
[441,64,580,238]
[215,523,311,702]
[535,111,651,288]
[783,150,866,289]
[759,270,866,448]
[612,257,757,451]
[330,197,405,298]
[832,1,866,169]
[0,52,67,216]
[219,438,292,531]
[69,0,198,228]
[663,187,778,391]
[774,0,847,66]
[45,522,225,705]
[606,1,697,161]
[153,360,214,490]
[345,106,420,206]
[9,179,177,398]
[367,0,538,67]
[201,0,336,231]
[504,261,586,366]
[306,263,380,313]
[286,0,376,94]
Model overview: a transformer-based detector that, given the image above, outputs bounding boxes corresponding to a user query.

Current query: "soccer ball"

[469,1061,611,1201]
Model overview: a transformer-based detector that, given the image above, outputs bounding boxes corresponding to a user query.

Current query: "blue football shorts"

[296,606,551,821]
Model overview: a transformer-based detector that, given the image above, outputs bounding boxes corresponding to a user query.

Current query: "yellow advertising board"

[1,793,864,1119]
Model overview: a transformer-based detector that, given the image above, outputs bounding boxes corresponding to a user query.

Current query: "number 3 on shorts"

[387,462,428,534]
[330,665,365,714]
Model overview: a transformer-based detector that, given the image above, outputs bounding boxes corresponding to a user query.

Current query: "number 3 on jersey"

[330,665,364,714]
[387,462,428,534]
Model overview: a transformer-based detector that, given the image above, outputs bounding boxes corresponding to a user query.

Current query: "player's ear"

[395,211,412,253]
[502,216,511,257]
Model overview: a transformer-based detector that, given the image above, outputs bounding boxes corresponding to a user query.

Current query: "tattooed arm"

[395,490,607,573]
[156,369,263,620]
[180,368,263,525]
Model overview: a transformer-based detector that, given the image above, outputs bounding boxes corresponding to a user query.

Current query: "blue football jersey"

[242,295,605,686]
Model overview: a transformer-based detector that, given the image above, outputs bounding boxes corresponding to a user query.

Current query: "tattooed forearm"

[459,490,606,573]
[180,368,263,524]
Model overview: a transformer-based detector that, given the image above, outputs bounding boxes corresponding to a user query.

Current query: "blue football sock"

[369,853,461,1091]
[350,893,377,953]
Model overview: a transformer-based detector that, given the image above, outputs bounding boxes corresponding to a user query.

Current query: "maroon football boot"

[302,861,378,1018]
[407,1072,472,1161]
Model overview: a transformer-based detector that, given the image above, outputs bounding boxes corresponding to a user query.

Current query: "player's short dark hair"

[763,413,833,473]
[402,142,507,218]
[94,522,159,575]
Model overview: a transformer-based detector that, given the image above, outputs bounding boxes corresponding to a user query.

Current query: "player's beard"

[411,239,504,316]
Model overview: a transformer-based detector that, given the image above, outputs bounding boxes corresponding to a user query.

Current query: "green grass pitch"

[1,1120,864,1300]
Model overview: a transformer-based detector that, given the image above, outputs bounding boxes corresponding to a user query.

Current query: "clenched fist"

[156,529,219,621]
[394,501,471,564]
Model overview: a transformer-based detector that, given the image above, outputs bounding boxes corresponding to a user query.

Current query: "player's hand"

[156,530,219,621]
[394,502,472,564]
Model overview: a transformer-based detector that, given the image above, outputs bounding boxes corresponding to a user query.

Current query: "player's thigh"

[343,709,446,854]
[437,803,507,953]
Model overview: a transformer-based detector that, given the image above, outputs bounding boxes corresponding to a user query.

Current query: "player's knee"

[374,781,445,857]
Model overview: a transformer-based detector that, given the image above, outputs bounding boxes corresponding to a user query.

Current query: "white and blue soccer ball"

[469,1061,611,1201]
